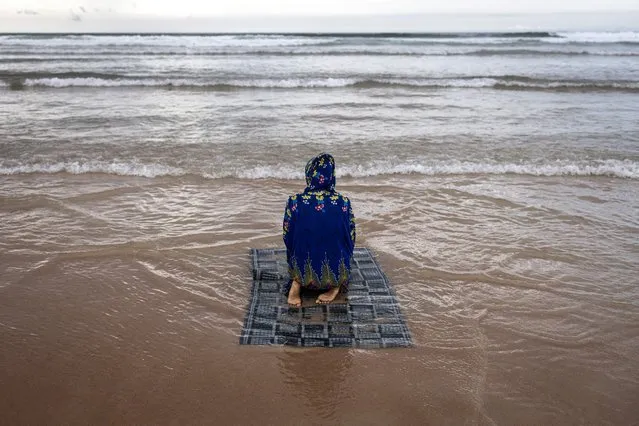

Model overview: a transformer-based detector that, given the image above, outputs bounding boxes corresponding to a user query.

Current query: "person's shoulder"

[332,191,352,204]
[286,193,305,204]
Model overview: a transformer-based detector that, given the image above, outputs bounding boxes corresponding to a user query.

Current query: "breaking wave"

[0,34,340,47]
[19,77,357,88]
[0,161,185,178]
[8,76,638,92]
[3,49,639,58]
[554,31,639,44]
[2,31,639,44]
[2,159,637,179]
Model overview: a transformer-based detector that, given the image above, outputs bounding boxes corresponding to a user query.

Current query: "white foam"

[233,160,639,180]
[230,78,357,88]
[235,165,302,180]
[338,159,639,179]
[2,159,636,179]
[21,76,637,90]
[0,161,185,178]
[22,77,357,88]
[0,35,338,48]
[23,77,167,87]
[402,78,497,88]
[555,32,639,43]
[12,77,508,90]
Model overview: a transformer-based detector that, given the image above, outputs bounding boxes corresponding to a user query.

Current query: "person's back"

[283,153,356,306]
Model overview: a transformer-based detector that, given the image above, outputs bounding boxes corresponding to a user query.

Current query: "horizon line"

[4,9,639,17]
[0,31,565,36]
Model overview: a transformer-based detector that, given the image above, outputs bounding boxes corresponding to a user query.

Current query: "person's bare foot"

[316,286,340,304]
[287,279,302,307]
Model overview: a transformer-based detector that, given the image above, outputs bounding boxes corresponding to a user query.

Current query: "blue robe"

[283,153,356,290]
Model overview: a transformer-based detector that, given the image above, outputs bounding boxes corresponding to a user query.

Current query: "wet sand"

[1,173,638,424]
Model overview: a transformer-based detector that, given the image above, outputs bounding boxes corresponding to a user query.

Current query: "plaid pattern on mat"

[240,248,412,348]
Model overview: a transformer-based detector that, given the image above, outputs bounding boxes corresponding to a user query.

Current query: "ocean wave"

[465,49,639,57]
[19,77,359,88]
[1,71,124,80]
[9,76,638,92]
[22,77,175,87]
[2,31,638,46]
[2,160,637,179]
[0,34,340,47]
[3,48,638,58]
[0,32,557,41]
[339,160,639,179]
[0,161,185,178]
[555,31,639,44]
[494,80,639,92]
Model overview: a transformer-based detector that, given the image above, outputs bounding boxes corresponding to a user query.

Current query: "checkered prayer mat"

[240,248,412,348]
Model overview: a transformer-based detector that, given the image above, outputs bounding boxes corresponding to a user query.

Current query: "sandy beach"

[1,172,638,424]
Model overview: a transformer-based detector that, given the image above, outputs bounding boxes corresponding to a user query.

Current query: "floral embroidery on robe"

[283,153,356,290]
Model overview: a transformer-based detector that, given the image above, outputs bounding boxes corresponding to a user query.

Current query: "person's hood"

[304,153,336,192]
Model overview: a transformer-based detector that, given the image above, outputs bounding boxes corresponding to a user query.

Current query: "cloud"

[1,0,638,21]
[69,8,81,20]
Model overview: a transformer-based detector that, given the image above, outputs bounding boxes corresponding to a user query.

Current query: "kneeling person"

[282,153,356,306]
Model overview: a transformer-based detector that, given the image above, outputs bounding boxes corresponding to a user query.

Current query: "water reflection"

[277,348,353,420]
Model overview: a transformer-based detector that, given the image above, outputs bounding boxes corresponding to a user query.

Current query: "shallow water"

[1,172,638,424]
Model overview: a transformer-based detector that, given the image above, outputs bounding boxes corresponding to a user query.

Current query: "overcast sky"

[4,0,639,16]
[2,0,638,32]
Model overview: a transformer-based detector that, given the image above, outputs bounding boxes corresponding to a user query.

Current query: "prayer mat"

[240,247,412,348]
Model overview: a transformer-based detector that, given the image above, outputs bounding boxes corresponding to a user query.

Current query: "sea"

[1,26,638,424]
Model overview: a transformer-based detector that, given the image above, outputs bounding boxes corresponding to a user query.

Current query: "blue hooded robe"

[283,153,356,290]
